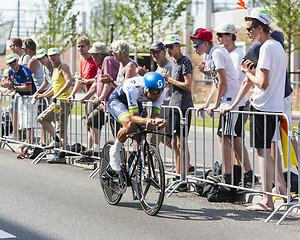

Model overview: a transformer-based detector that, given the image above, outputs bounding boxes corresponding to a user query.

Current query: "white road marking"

[0,230,17,239]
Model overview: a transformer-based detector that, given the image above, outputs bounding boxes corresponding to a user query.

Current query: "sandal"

[246,203,274,212]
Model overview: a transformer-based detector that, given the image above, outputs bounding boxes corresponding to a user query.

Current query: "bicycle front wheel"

[99,140,122,205]
[137,145,165,216]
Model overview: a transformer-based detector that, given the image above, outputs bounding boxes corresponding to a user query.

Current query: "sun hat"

[247,8,271,25]
[36,48,47,59]
[6,54,16,64]
[163,35,181,45]
[214,23,237,34]
[48,47,60,56]
[88,42,108,54]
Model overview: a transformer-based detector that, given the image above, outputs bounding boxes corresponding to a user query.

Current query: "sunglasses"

[148,87,164,95]
[193,41,204,49]
[216,33,230,38]
[164,44,178,50]
[77,45,86,48]
[10,44,15,48]
[246,27,255,32]
[150,50,161,55]
[111,49,119,52]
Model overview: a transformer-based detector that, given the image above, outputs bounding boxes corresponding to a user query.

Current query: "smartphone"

[242,52,258,70]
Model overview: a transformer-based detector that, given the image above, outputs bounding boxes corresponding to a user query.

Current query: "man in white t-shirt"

[221,8,287,211]
[214,23,255,188]
[190,28,242,189]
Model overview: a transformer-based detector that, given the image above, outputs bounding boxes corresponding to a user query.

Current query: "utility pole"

[17,0,20,36]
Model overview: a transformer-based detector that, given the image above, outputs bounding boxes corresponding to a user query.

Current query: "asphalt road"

[1,149,300,240]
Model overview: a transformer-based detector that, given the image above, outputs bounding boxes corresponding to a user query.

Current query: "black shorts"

[168,108,191,137]
[250,105,277,149]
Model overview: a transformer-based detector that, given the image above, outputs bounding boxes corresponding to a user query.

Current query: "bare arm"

[124,62,137,80]
[162,73,192,91]
[28,58,40,75]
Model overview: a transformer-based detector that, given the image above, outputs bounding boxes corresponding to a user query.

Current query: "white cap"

[214,23,237,34]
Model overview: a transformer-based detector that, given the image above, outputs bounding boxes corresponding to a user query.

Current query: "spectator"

[192,28,242,190]
[79,42,119,158]
[246,24,296,194]
[214,23,255,188]
[108,40,138,88]
[34,48,54,146]
[137,41,173,151]
[37,48,72,164]
[67,36,98,122]
[3,54,37,145]
[6,38,31,140]
[161,35,193,191]
[221,8,287,211]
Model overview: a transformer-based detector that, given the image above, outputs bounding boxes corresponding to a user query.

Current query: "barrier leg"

[276,204,300,225]
[89,165,100,178]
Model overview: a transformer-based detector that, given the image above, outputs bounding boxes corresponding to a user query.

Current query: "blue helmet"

[144,72,165,94]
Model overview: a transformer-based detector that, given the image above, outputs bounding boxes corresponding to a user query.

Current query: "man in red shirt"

[67,36,98,112]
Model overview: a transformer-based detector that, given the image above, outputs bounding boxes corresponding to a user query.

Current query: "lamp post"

[110,19,114,43]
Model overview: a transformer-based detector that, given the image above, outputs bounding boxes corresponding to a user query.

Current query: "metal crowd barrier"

[0,94,49,150]
[184,107,299,224]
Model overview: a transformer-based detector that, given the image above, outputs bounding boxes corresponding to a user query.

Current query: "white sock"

[92,144,100,152]
[115,139,123,151]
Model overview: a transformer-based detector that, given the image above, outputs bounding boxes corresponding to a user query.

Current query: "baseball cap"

[36,48,47,59]
[187,28,212,42]
[6,54,16,64]
[163,35,181,45]
[48,47,60,56]
[149,41,164,51]
[247,8,271,25]
[89,42,107,54]
[214,23,237,34]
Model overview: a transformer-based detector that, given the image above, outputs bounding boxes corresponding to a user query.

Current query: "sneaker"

[188,166,195,174]
[80,149,100,157]
[178,183,188,192]
[17,148,28,159]
[47,157,66,164]
[238,170,259,188]
[7,134,18,140]
[44,140,61,149]
[76,156,94,163]
[109,144,121,173]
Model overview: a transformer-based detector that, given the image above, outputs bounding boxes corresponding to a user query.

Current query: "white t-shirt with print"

[229,47,248,106]
[207,45,241,108]
[251,39,286,112]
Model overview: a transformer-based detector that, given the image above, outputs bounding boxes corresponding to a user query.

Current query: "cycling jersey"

[8,65,36,96]
[108,76,166,123]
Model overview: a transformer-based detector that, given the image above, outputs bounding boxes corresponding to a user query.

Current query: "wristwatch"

[109,80,115,86]
[13,85,17,91]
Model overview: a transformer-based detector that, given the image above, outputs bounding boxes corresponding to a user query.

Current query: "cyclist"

[108,72,166,172]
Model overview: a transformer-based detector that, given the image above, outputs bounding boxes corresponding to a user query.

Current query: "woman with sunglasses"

[107,72,166,172]
[161,34,193,191]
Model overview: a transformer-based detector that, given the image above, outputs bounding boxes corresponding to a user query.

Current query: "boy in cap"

[214,23,255,188]
[162,35,193,190]
[137,41,173,150]
[3,53,37,145]
[221,8,287,211]
[191,28,242,189]
[37,48,72,163]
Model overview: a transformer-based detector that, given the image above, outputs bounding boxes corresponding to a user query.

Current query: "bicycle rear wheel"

[137,145,165,216]
[99,140,122,205]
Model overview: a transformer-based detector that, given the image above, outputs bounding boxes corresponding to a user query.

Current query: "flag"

[280,116,298,168]
[236,0,248,10]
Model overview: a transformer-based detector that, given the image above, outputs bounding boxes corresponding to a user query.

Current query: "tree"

[34,0,79,50]
[88,0,117,47]
[249,0,300,74]
[113,0,191,49]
